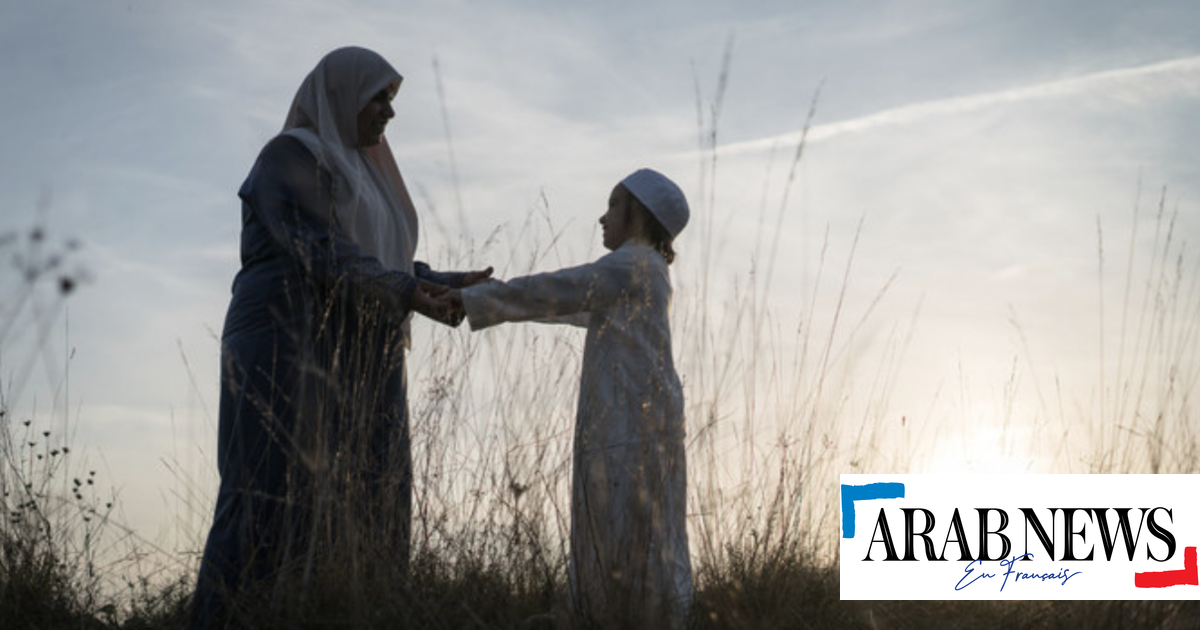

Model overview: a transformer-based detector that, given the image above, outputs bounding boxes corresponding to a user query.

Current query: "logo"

[839,475,1200,599]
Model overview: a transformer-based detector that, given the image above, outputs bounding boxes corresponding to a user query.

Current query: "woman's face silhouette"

[356,88,395,147]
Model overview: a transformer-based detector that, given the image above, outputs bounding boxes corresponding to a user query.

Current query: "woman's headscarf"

[281,46,418,275]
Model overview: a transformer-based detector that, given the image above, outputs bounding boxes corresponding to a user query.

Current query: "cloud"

[721,54,1200,155]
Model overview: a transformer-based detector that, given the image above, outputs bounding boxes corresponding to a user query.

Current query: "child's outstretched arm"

[450,248,640,331]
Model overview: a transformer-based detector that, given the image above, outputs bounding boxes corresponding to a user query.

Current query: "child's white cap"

[621,168,689,238]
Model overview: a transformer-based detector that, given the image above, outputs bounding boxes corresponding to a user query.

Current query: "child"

[450,168,692,628]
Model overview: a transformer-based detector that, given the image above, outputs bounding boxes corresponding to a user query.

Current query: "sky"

[2,0,1198,565]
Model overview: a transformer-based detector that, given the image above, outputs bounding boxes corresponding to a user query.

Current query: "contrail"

[721,54,1200,155]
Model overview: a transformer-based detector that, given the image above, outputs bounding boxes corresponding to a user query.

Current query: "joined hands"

[410,266,493,326]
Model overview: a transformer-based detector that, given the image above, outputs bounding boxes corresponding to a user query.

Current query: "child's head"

[600,169,689,264]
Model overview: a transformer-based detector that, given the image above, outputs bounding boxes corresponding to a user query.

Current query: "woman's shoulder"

[240,133,325,199]
[258,132,319,166]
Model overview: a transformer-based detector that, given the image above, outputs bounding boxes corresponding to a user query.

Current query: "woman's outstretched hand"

[461,266,494,287]
[410,268,489,326]
[419,279,449,297]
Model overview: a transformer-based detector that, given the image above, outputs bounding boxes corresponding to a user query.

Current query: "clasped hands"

[410,266,493,326]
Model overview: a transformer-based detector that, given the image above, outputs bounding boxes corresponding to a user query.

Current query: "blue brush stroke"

[841,482,905,538]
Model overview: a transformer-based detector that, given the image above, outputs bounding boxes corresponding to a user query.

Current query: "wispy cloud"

[722,55,1200,154]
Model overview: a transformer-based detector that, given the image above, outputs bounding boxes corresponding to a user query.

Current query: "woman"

[191,46,489,628]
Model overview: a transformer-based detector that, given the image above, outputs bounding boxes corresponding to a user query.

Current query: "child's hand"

[444,289,465,315]
[411,285,463,327]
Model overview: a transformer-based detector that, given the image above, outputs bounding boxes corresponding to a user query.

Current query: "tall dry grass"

[1080,186,1200,474]
[0,219,190,629]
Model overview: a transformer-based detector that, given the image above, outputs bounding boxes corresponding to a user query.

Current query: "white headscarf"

[281,46,418,275]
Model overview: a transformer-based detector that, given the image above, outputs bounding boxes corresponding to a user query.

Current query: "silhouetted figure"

[191,46,489,629]
[451,168,693,629]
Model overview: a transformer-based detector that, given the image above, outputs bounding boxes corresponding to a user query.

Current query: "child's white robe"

[462,241,692,628]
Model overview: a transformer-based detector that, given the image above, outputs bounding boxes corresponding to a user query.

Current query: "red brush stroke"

[1135,546,1198,588]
